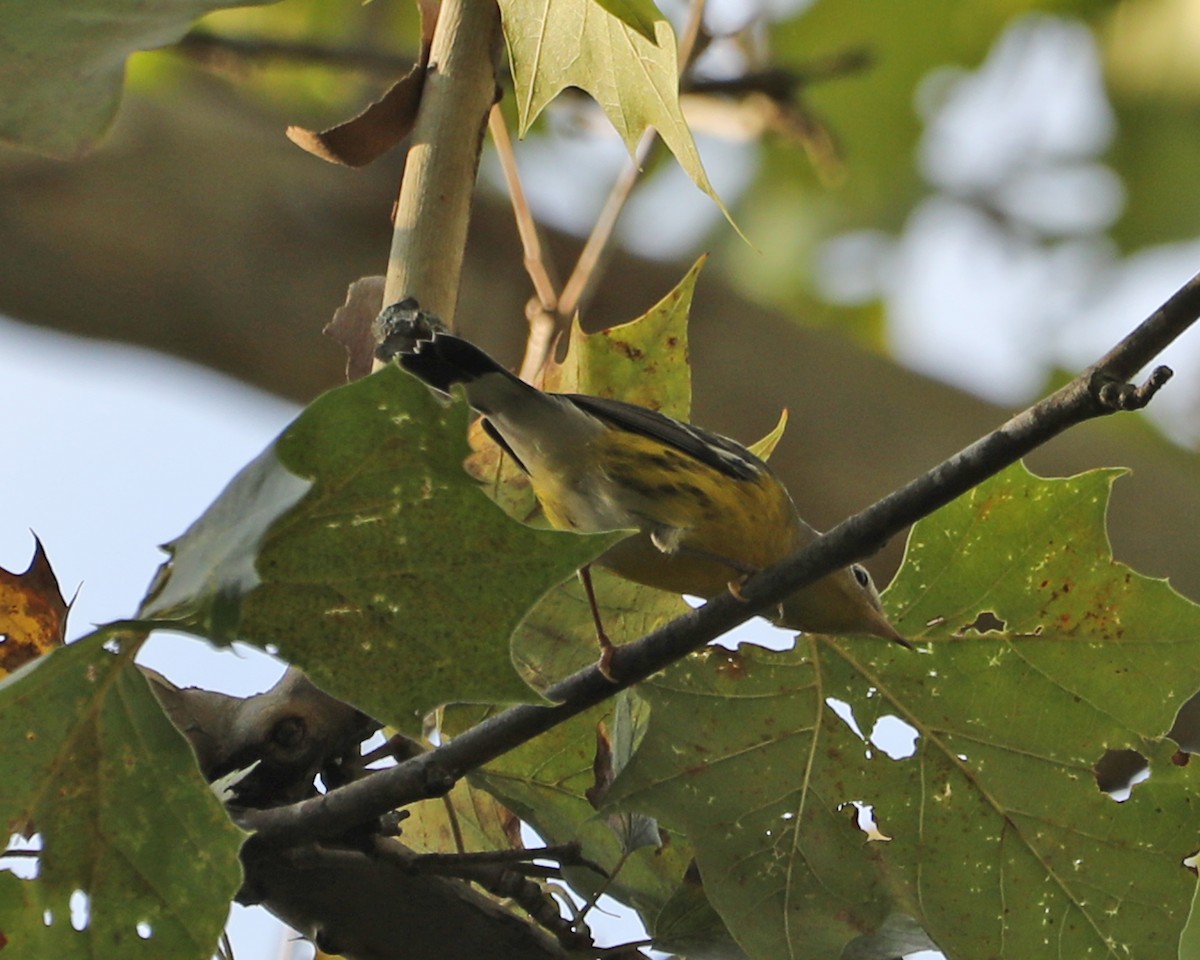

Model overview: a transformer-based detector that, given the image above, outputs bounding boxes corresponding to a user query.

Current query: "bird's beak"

[868,608,912,650]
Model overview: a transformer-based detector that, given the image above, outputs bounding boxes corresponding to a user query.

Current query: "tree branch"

[238,268,1200,846]
[380,0,501,328]
[239,840,570,960]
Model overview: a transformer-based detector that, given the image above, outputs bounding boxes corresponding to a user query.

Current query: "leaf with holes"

[609,463,1200,959]
[139,364,621,730]
[0,627,242,959]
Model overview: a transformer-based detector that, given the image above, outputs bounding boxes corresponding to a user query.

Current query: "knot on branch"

[420,759,458,798]
[1091,366,1173,411]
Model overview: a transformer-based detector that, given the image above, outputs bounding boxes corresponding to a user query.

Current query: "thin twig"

[175,30,415,78]
[487,104,563,379]
[557,0,708,321]
[238,270,1200,848]
[488,106,560,314]
[574,848,630,924]
[404,843,605,878]
[557,128,659,321]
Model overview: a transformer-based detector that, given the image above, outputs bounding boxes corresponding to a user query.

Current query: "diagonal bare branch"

[239,269,1200,847]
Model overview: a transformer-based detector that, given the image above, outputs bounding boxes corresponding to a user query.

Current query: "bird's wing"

[563,393,765,482]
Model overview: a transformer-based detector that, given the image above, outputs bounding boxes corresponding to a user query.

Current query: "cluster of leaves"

[7,1,1200,959]
[6,266,1200,959]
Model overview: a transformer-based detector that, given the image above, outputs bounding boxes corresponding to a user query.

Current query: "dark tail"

[375,299,523,412]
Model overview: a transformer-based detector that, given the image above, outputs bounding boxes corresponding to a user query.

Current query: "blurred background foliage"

[4,0,1200,596]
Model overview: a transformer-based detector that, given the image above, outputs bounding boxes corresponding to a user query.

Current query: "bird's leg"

[578,564,619,682]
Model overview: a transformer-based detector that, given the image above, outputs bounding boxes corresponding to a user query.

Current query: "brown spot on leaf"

[606,337,645,361]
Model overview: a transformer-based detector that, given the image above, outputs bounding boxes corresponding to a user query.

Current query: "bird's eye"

[852,564,871,588]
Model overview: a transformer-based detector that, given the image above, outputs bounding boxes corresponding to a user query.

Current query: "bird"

[375,299,908,669]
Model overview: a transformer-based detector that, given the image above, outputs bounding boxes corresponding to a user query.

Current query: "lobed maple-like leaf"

[0,628,242,959]
[609,464,1200,959]
[497,0,726,213]
[0,537,69,678]
[138,364,620,729]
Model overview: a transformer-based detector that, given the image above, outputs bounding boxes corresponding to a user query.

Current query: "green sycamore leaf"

[139,365,621,728]
[587,0,661,43]
[497,0,728,214]
[607,463,1200,959]
[0,627,243,959]
[1,0,274,158]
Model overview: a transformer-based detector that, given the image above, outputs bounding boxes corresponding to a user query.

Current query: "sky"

[1,316,300,956]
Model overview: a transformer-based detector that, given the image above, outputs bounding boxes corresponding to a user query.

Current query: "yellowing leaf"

[747,408,788,462]
[396,776,521,857]
[498,0,725,211]
[550,254,704,417]
[0,537,68,678]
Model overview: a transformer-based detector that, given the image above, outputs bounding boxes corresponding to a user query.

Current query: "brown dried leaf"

[585,719,614,809]
[286,2,436,167]
[0,536,69,678]
[324,275,387,382]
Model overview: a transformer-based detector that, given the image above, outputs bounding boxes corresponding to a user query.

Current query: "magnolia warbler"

[376,300,907,655]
